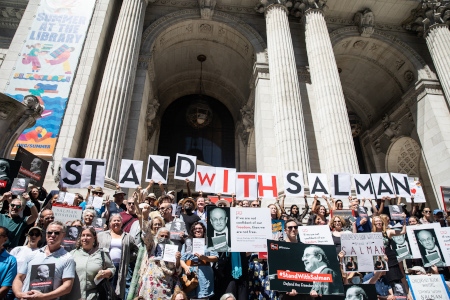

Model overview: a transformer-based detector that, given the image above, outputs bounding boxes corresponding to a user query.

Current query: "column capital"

[404,0,450,37]
[354,9,375,38]
[255,0,327,18]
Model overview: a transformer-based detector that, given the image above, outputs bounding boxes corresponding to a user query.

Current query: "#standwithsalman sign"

[5,0,96,157]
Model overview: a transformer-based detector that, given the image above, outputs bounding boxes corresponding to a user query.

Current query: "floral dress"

[138,254,181,300]
[248,253,279,300]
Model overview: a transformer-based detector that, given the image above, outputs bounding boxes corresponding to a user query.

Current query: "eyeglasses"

[251,204,259,207]
[44,216,54,221]
[93,192,104,196]
[333,220,342,223]
[29,232,41,237]
[10,204,22,209]
[127,202,135,206]
[423,210,431,213]
[287,226,298,230]
[47,231,61,236]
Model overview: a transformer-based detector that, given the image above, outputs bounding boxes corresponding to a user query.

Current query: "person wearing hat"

[433,209,447,226]
[180,198,200,237]
[10,227,42,271]
[407,266,426,275]
[145,193,159,211]
[103,189,127,220]
[216,199,230,208]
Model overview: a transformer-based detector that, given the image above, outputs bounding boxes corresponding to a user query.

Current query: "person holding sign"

[180,222,218,299]
[288,196,309,225]
[330,215,351,255]
[372,215,409,294]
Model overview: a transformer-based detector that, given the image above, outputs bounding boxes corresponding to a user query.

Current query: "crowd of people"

[0,179,448,300]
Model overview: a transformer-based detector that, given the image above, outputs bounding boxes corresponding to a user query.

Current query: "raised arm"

[311,195,319,212]
[185,178,191,197]
[299,196,310,221]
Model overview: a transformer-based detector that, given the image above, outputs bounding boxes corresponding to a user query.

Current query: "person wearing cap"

[0,192,38,248]
[145,193,159,211]
[10,227,42,271]
[433,209,447,226]
[0,226,17,300]
[180,198,200,236]
[103,190,127,220]
[407,266,426,275]
[216,199,230,208]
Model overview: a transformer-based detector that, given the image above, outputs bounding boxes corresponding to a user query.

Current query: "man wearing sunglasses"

[0,192,38,248]
[12,221,76,300]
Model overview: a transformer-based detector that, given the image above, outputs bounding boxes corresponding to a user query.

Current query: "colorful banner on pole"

[5,0,96,157]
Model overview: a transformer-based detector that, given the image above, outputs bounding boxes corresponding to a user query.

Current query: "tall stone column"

[406,2,450,104]
[304,7,359,174]
[261,2,310,179]
[86,0,148,184]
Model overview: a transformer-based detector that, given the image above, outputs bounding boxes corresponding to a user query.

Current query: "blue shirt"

[0,248,17,298]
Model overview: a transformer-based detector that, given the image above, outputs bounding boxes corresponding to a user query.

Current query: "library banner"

[5,0,96,156]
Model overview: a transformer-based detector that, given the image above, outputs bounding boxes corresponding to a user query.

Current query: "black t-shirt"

[181,213,201,233]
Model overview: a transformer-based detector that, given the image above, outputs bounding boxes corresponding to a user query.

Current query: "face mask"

[351,276,361,284]
[158,237,170,244]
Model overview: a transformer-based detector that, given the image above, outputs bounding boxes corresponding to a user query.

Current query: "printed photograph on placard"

[10,178,30,195]
[206,206,231,252]
[15,146,49,187]
[343,256,358,272]
[93,217,106,232]
[331,209,354,232]
[272,219,285,241]
[267,240,344,295]
[0,158,22,195]
[392,234,412,261]
[62,226,81,251]
[341,233,387,272]
[389,205,404,221]
[29,263,55,293]
[373,256,388,271]
[170,220,186,240]
[343,284,377,300]
[407,275,450,300]
[413,228,447,267]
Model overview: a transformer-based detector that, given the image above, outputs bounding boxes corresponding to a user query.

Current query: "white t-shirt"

[9,246,39,271]
[110,237,122,263]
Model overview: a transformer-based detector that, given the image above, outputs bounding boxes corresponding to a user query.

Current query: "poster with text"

[442,186,450,212]
[10,178,30,195]
[6,0,97,156]
[52,204,82,225]
[205,207,271,252]
[267,240,344,295]
[407,275,450,300]
[29,263,55,293]
[298,225,334,245]
[341,232,387,272]
[408,177,426,203]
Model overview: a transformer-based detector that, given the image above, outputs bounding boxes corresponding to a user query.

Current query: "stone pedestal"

[264,3,310,179]
[426,24,450,105]
[85,0,148,184]
[0,94,42,158]
[304,9,359,174]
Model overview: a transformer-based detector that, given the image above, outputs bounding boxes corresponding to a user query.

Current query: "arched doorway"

[158,95,235,168]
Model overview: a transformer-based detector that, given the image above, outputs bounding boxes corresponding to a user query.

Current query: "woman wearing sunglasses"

[9,226,42,271]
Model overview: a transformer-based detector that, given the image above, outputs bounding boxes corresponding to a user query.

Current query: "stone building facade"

[0,0,449,207]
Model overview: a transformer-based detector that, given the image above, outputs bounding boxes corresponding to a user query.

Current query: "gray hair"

[156,227,170,236]
[83,209,96,218]
[109,213,123,223]
[220,294,236,300]
[346,286,368,300]
[48,220,66,233]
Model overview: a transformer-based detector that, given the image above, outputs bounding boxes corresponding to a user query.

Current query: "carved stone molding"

[404,1,450,37]
[354,9,375,37]
[255,0,328,19]
[237,103,254,146]
[147,98,160,140]
[297,66,310,83]
[402,79,443,107]
[198,0,216,19]
[250,62,269,88]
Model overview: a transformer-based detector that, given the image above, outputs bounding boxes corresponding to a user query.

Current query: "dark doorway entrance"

[158,95,235,168]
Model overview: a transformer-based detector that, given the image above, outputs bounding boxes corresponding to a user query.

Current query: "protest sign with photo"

[343,284,377,300]
[389,205,404,221]
[15,146,49,187]
[267,240,344,295]
[392,234,413,261]
[413,228,450,267]
[406,223,441,259]
[356,206,368,218]
[272,219,286,241]
[52,204,82,225]
[62,226,81,251]
[0,158,22,195]
[341,232,387,272]
[10,178,30,195]
[29,263,55,293]
[407,275,450,300]
[298,225,334,245]
[93,217,106,232]
[170,220,186,240]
